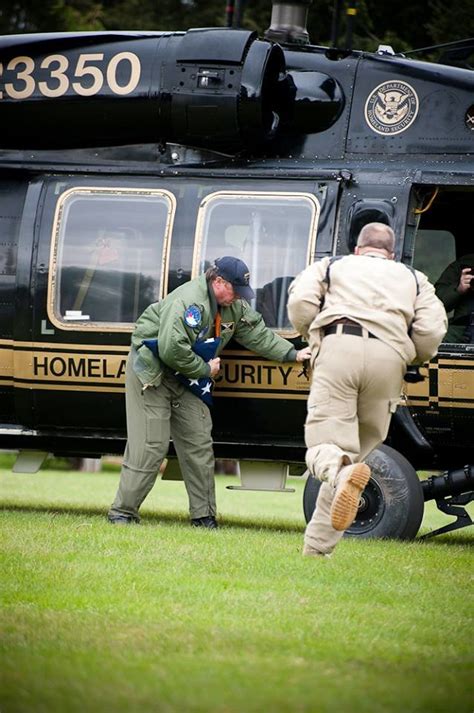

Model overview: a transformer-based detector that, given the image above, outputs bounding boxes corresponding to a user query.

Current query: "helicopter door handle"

[196,70,224,88]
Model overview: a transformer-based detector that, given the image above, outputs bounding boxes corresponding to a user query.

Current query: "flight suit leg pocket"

[142,387,169,447]
[308,385,355,420]
[186,397,212,438]
[305,387,331,443]
[146,415,166,445]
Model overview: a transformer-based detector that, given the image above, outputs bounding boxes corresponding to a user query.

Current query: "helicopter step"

[12,450,49,473]
[226,461,295,492]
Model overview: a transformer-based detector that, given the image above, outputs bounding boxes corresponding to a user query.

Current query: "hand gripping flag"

[141,336,222,407]
[175,337,222,407]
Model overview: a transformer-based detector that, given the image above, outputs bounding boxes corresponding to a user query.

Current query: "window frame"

[47,186,176,332]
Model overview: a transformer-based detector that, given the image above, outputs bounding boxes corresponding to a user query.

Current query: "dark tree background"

[1,0,473,52]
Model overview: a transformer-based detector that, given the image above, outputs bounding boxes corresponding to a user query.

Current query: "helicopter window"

[194,191,319,333]
[413,229,459,343]
[413,183,474,345]
[412,229,456,286]
[48,187,175,331]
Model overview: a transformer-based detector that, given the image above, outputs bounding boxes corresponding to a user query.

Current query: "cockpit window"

[193,191,319,334]
[48,187,175,331]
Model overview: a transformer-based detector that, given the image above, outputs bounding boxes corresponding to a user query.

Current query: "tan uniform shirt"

[287,254,447,364]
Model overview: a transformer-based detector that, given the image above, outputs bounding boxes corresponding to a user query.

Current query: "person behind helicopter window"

[435,254,474,343]
[108,256,310,528]
[287,222,447,558]
[257,275,295,329]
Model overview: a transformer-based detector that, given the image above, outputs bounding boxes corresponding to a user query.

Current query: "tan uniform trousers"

[109,356,216,522]
[304,327,406,554]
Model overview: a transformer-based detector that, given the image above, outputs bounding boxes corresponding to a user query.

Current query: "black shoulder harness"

[323,256,344,289]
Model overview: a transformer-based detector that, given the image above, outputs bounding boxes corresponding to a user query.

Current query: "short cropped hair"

[205,266,218,281]
[357,222,395,253]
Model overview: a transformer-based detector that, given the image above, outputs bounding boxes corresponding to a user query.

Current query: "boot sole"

[330,464,371,531]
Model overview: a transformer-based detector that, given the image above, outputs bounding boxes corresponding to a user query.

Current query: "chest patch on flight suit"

[184,304,202,328]
[221,321,235,333]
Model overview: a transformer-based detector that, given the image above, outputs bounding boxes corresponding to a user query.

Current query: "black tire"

[302,444,425,540]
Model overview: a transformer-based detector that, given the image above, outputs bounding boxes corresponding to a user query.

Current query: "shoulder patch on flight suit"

[184,304,202,328]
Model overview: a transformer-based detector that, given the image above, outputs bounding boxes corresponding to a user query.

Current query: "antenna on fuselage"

[331,0,343,46]
[331,0,357,49]
[345,1,357,50]
[225,0,235,27]
[225,0,245,28]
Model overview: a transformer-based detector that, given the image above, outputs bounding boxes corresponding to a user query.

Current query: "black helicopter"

[0,0,473,539]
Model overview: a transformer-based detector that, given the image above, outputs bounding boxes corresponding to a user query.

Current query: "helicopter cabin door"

[24,179,175,436]
[409,182,474,464]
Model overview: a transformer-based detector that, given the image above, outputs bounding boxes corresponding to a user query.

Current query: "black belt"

[323,324,378,338]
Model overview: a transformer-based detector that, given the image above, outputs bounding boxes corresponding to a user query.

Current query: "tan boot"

[330,463,371,531]
[302,543,331,559]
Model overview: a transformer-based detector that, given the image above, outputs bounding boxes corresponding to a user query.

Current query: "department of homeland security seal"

[184,304,202,328]
[365,80,419,135]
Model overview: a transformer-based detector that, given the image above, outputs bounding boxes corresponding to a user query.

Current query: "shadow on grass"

[0,503,304,534]
[3,504,472,542]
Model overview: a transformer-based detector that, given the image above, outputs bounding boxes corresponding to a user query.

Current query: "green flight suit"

[109,275,298,522]
[435,254,474,343]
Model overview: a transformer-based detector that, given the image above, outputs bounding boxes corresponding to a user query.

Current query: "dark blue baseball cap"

[214,256,255,301]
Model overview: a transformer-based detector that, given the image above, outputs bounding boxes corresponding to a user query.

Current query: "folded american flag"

[141,337,222,407]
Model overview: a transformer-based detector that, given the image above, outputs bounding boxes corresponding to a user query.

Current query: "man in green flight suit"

[435,254,474,343]
[108,256,310,528]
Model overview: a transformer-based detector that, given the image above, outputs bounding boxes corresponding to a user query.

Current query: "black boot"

[108,515,138,525]
[191,516,218,529]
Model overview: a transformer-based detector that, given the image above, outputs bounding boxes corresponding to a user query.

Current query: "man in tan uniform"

[287,223,447,557]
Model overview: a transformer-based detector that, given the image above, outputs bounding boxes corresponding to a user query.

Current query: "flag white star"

[189,379,199,386]
[201,382,212,395]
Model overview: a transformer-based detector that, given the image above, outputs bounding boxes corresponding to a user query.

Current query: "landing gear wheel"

[302,444,424,540]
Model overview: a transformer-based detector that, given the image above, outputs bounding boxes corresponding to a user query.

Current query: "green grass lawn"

[1,465,473,713]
